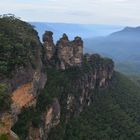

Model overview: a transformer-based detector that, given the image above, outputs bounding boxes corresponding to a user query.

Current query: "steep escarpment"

[1,15,140,140]
[19,56,113,140]
[12,31,114,140]
[0,15,47,139]
[0,16,115,140]
[59,73,140,140]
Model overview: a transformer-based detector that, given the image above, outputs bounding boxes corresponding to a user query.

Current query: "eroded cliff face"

[0,18,47,138]
[28,98,60,140]
[16,31,114,140]
[0,62,46,138]
[65,55,114,118]
[43,32,83,70]
[26,46,114,140]
[0,23,114,140]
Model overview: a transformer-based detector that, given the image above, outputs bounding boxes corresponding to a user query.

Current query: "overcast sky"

[0,0,140,26]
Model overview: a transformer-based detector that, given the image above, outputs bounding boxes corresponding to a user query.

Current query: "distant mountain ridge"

[84,26,140,75]
[109,26,140,42]
[31,22,123,42]
[111,26,140,35]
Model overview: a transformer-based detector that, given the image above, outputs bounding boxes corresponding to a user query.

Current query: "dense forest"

[48,72,140,140]
[0,14,39,77]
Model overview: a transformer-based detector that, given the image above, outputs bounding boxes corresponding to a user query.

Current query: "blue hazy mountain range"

[31,22,123,42]
[84,26,140,75]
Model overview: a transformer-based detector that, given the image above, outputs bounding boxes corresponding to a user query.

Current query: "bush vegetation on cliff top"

[0,83,11,112]
[0,14,39,77]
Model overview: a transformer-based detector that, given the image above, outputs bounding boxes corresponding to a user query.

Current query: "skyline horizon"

[30,21,140,27]
[1,0,140,26]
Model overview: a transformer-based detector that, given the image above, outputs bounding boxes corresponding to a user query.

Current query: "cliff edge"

[0,16,114,140]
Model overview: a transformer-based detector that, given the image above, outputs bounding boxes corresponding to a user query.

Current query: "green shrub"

[0,134,8,140]
[0,14,39,77]
[0,83,11,112]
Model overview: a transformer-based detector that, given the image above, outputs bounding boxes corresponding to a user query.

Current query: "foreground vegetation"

[0,14,39,77]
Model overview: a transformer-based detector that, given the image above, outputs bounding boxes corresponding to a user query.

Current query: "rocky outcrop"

[66,55,114,118]
[14,31,113,140]
[43,32,83,70]
[0,60,46,138]
[42,98,60,139]
[28,98,61,140]
[43,31,55,61]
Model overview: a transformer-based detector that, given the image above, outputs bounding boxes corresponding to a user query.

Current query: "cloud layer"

[0,0,140,26]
